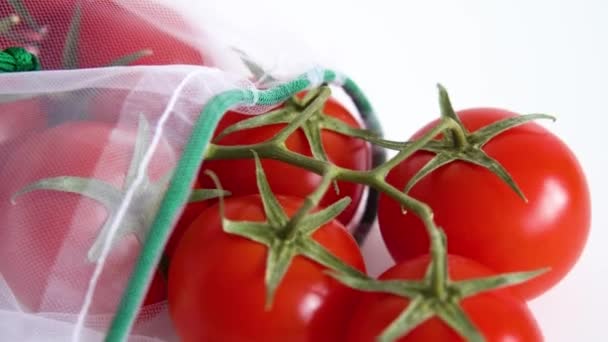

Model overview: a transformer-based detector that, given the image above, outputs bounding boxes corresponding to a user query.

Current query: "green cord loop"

[0,47,41,72]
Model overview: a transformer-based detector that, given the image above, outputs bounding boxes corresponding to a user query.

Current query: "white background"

[169,0,607,340]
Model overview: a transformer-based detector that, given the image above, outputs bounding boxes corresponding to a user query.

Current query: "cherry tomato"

[379,108,590,299]
[168,195,366,342]
[0,121,173,314]
[200,97,371,227]
[347,255,543,342]
[0,97,46,164]
[87,88,205,150]
[0,0,206,69]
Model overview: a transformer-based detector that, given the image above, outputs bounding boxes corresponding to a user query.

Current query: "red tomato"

[0,0,206,69]
[0,97,46,164]
[379,108,591,299]
[347,255,543,342]
[200,97,371,227]
[0,121,173,314]
[87,88,205,150]
[168,195,366,342]
[0,98,45,145]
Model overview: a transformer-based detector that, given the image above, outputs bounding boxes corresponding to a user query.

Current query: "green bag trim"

[105,68,381,342]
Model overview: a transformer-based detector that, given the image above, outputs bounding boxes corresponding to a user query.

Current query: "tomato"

[168,195,366,342]
[347,255,543,342]
[0,97,46,164]
[200,97,371,227]
[86,88,206,151]
[0,97,45,145]
[0,0,206,69]
[379,108,591,299]
[0,121,173,314]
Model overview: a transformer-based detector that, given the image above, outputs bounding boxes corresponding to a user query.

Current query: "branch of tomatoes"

[194,83,559,341]
[0,3,588,340]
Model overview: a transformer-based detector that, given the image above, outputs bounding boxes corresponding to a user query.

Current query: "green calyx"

[329,232,548,342]
[376,84,555,202]
[206,149,364,310]
[10,115,228,262]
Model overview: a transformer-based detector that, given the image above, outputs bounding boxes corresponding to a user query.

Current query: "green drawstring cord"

[0,46,40,72]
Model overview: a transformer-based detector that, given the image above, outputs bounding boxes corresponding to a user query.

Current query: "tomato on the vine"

[200,96,371,227]
[379,107,590,299]
[346,255,543,342]
[0,121,172,314]
[168,194,366,342]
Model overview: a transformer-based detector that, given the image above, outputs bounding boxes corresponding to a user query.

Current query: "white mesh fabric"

[0,64,246,341]
[0,1,330,341]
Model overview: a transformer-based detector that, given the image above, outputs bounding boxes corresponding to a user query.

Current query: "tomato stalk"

[437,84,469,149]
[204,106,451,234]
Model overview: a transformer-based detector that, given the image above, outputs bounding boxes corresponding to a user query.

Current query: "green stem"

[282,167,337,240]
[205,142,327,173]
[206,139,442,247]
[437,84,468,149]
[271,87,330,143]
[429,230,448,298]
[448,124,468,149]
[373,118,455,178]
[370,179,435,232]
[299,85,325,106]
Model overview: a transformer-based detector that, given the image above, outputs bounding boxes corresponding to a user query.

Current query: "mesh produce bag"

[0,1,382,341]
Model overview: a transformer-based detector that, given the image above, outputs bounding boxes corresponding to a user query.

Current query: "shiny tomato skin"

[200,98,371,227]
[0,121,173,314]
[379,108,591,299]
[347,255,543,342]
[168,195,366,342]
[0,1,205,69]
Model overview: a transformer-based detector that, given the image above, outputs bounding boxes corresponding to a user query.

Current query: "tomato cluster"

[161,85,591,340]
[0,1,591,341]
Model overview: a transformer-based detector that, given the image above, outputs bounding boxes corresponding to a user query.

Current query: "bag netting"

[0,1,380,341]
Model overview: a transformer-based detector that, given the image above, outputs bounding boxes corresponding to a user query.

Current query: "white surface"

[173,0,606,340]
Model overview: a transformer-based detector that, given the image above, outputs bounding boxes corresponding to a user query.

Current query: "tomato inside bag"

[0,0,264,337]
[0,1,385,340]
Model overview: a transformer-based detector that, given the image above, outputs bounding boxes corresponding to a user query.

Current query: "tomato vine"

[201,84,550,340]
